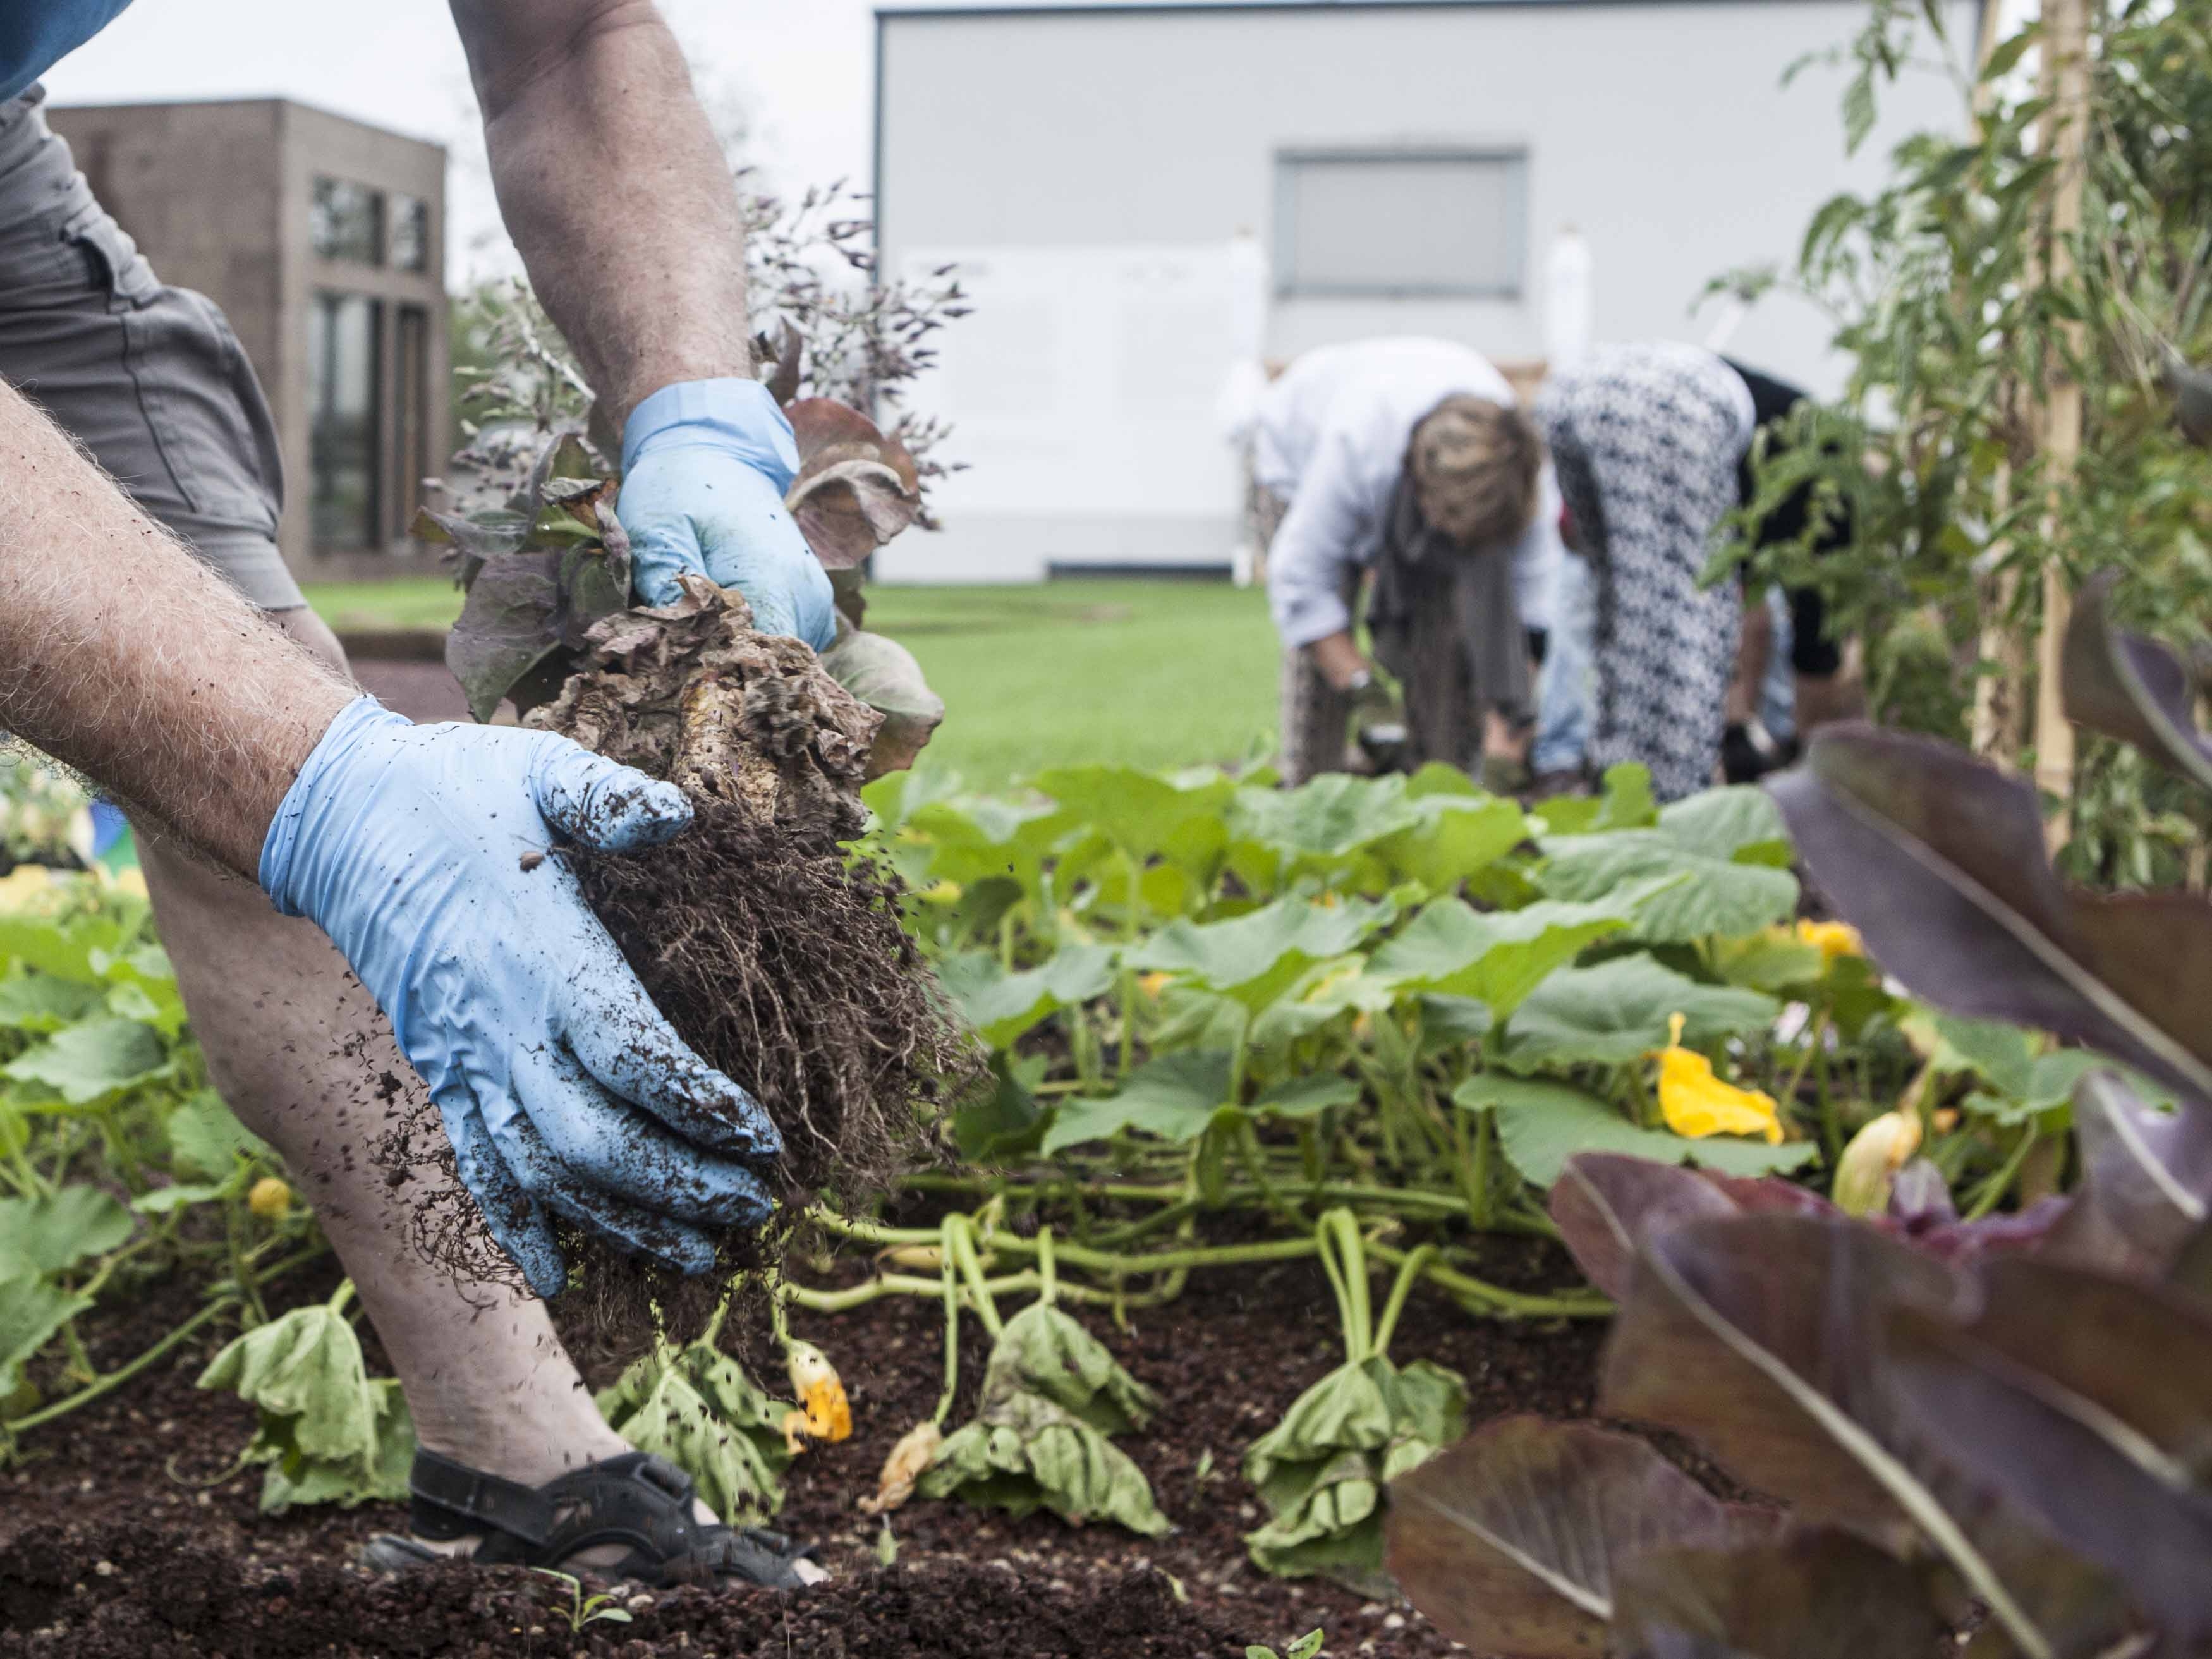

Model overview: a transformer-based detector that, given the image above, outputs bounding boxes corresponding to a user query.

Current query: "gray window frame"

[1272,144,1530,301]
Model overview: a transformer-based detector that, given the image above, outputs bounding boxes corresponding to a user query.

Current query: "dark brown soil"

[0,1236,1603,1658]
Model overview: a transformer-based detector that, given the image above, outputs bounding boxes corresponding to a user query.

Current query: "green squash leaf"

[1041,1051,1232,1153]
[1540,830,1799,945]
[4,1016,169,1106]
[1506,957,1778,1072]
[1455,1074,1818,1189]
[0,1184,133,1273]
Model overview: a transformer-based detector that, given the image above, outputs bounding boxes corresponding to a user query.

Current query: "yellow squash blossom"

[1832,1109,1923,1216]
[1796,919,1863,966]
[860,1419,944,1514]
[1138,971,1173,999]
[781,1340,853,1453]
[1655,1014,1784,1145]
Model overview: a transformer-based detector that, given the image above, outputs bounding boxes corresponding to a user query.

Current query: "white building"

[873,0,1979,583]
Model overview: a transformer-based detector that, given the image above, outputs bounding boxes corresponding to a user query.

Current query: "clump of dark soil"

[0,1522,1239,1658]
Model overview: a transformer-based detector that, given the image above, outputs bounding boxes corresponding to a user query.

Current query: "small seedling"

[532,1568,635,1634]
[1193,1449,1217,1488]
[873,1516,899,1567]
[1246,1630,1325,1659]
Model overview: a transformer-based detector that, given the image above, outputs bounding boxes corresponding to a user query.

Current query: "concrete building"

[48,99,448,581]
[872,0,1979,583]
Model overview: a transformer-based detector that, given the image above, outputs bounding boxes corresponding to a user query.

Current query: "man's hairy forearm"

[454,0,753,430]
[0,384,353,875]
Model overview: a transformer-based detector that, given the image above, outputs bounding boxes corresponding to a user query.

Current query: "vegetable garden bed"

[1,1233,1599,1658]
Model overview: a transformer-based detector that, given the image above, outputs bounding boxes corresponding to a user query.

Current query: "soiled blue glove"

[618,377,836,649]
[261,696,781,1297]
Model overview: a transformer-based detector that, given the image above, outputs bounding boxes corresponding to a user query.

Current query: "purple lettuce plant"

[1384,571,2212,1657]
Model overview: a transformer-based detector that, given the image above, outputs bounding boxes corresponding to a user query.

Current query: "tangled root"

[527,578,978,1352]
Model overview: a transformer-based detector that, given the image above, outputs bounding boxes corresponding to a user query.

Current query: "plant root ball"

[418,578,976,1356]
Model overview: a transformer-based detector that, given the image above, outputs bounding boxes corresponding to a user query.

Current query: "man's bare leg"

[134,605,629,1494]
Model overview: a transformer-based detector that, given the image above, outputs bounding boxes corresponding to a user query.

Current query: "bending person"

[1259,338,1556,789]
[1536,343,1756,801]
[1,0,841,1588]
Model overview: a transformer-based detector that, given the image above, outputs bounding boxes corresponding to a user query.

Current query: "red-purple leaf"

[2061,569,2212,794]
[1602,1215,1962,1537]
[1609,1528,1943,1659]
[1768,727,2212,1107]
[1884,1268,2212,1643]
[1384,1416,1777,1658]
[784,398,921,569]
[2046,1071,2212,1279]
[444,552,563,723]
[1550,1154,1754,1301]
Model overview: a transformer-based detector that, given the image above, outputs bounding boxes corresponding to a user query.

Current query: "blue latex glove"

[618,377,837,650]
[262,696,781,1297]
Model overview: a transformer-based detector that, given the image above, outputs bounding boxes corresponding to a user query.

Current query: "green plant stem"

[1778,1011,1828,1124]
[811,1207,1322,1280]
[4,1297,238,1437]
[896,1170,1473,1217]
[1370,1244,1436,1359]
[786,1268,1184,1315]
[1234,1122,1301,1227]
[945,1215,1004,1338]
[931,1218,961,1427]
[1368,1241,1612,1320]
[1964,1126,2039,1222]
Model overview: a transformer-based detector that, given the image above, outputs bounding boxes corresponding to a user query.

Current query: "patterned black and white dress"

[1536,344,1751,802]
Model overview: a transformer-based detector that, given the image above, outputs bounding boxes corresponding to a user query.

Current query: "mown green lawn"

[303,577,1282,794]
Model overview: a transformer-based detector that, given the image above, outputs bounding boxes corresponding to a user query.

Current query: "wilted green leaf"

[597,1341,793,1525]
[200,1302,380,1467]
[257,1378,413,1514]
[921,1388,1169,1535]
[987,1302,1155,1435]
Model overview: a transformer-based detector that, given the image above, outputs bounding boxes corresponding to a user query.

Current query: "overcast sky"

[46,0,908,283]
[48,0,2036,286]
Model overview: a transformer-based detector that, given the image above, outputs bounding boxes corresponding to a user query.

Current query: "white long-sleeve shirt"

[1258,338,1562,649]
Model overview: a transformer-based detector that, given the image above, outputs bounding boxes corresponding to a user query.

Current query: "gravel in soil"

[1,1238,1603,1657]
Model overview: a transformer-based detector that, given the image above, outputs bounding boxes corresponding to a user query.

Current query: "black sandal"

[360,1448,817,1589]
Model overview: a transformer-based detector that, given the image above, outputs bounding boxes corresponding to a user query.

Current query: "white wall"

[877,0,1978,581]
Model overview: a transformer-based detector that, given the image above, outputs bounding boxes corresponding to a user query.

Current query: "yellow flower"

[100,865,149,901]
[1832,1109,1923,1216]
[916,879,963,905]
[1796,919,1863,966]
[246,1177,294,1220]
[860,1419,944,1514]
[1138,971,1172,999]
[0,866,54,911]
[782,1340,852,1450]
[1655,1014,1784,1145]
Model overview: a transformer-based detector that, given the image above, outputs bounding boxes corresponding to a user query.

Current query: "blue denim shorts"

[0,87,299,610]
